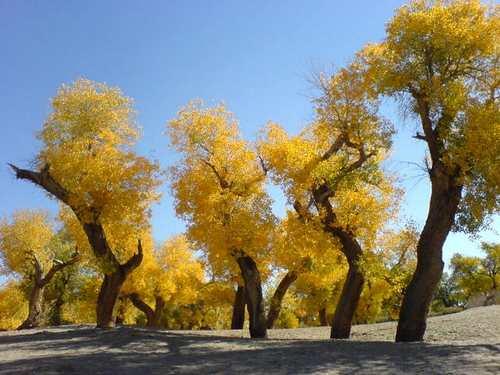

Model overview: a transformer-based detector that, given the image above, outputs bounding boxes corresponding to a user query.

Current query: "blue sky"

[0,0,497,272]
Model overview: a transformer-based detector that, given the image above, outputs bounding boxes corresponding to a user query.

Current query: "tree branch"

[122,239,144,275]
[41,251,81,287]
[8,164,70,205]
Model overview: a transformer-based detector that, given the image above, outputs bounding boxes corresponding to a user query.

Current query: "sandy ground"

[0,305,498,374]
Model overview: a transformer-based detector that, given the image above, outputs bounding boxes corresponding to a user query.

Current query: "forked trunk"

[231,284,246,329]
[128,293,165,328]
[236,254,267,338]
[96,271,127,329]
[266,271,298,329]
[319,307,328,326]
[396,170,462,342]
[330,229,364,339]
[18,283,44,330]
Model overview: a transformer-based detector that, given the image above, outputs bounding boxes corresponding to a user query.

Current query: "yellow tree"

[0,210,80,329]
[9,79,161,328]
[168,102,275,338]
[364,0,499,341]
[0,281,27,330]
[266,210,343,329]
[259,60,396,338]
[122,234,204,328]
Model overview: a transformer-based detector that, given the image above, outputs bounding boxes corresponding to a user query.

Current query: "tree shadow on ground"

[0,326,498,374]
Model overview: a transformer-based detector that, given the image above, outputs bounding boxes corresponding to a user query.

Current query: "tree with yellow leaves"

[168,102,275,338]
[9,79,161,328]
[266,210,344,329]
[0,210,80,329]
[122,235,204,328]
[259,59,396,338]
[363,0,499,341]
[0,281,28,330]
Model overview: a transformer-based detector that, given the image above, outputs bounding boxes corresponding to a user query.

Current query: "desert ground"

[0,305,498,374]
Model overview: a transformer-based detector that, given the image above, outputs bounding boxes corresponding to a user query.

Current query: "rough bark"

[231,284,246,329]
[396,165,462,341]
[235,252,267,338]
[266,271,298,329]
[18,282,44,330]
[9,163,143,329]
[319,307,328,326]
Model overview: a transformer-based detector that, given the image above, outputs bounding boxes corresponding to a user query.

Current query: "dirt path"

[0,305,498,374]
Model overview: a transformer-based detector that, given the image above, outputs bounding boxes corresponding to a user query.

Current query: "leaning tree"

[10,79,161,328]
[365,0,499,341]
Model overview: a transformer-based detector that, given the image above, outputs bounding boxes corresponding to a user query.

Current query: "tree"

[259,59,396,338]
[448,242,499,306]
[9,79,161,328]
[265,211,342,329]
[480,242,499,294]
[168,102,275,338]
[364,0,499,341]
[0,210,80,329]
[123,235,204,328]
[0,282,28,330]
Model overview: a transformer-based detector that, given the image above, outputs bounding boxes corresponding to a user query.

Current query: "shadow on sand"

[0,326,498,374]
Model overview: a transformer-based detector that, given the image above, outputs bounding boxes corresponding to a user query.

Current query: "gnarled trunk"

[266,271,298,329]
[18,282,44,330]
[330,229,365,339]
[236,254,267,338]
[97,271,127,329]
[319,307,328,326]
[231,284,246,329]
[396,170,462,342]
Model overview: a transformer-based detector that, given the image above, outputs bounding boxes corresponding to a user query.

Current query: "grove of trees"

[1,0,498,343]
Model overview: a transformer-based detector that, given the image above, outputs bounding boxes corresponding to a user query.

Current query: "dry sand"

[0,305,498,374]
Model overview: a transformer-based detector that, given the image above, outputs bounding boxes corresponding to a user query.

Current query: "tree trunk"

[396,169,462,342]
[96,271,127,329]
[151,296,165,328]
[51,295,64,326]
[18,283,44,330]
[319,307,328,326]
[231,284,246,329]
[266,271,298,329]
[236,254,267,338]
[330,229,365,339]
[128,293,164,328]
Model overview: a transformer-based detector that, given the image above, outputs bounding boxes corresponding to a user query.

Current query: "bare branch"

[41,251,81,286]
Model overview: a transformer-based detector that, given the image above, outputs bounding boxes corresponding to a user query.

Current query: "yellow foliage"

[38,79,161,268]
[0,210,56,279]
[168,101,275,276]
[0,282,28,330]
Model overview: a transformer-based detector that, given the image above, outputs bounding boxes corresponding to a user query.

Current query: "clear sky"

[0,0,497,273]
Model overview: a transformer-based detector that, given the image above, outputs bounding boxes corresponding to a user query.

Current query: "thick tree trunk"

[266,271,298,329]
[330,229,365,339]
[96,271,127,329]
[396,170,462,342]
[231,284,246,329]
[319,307,328,326]
[18,283,44,330]
[331,261,364,338]
[235,254,267,338]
